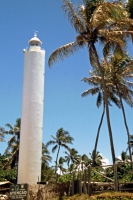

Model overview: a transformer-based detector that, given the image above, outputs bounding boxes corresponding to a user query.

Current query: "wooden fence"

[64,162,133,195]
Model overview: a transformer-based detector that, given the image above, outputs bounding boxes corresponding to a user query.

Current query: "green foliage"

[0,167,17,183]
[58,171,81,183]
[58,173,72,183]
[41,165,55,182]
[42,143,52,166]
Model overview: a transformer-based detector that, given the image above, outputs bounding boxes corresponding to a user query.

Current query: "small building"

[0,181,12,194]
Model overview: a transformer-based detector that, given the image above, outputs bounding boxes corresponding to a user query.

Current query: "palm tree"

[46,127,74,173]
[48,0,133,163]
[64,148,79,168]
[89,150,103,167]
[57,157,66,175]
[76,154,91,171]
[41,165,55,182]
[68,163,77,173]
[103,52,133,163]
[4,118,21,169]
[117,151,129,163]
[81,69,121,166]
[0,154,8,169]
[0,127,5,142]
[42,143,52,167]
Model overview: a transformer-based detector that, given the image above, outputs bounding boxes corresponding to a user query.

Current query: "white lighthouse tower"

[18,33,45,184]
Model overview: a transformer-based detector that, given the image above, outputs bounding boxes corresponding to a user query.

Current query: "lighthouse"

[18,33,45,184]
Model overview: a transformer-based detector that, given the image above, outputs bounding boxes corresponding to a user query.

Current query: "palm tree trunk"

[93,103,105,166]
[91,43,116,164]
[116,85,133,166]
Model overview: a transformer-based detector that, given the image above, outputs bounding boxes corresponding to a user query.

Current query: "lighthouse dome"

[28,32,42,46]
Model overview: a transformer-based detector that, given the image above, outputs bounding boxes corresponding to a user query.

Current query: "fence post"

[83,169,87,194]
[79,170,82,195]
[114,162,118,191]
[72,172,74,195]
[88,165,91,196]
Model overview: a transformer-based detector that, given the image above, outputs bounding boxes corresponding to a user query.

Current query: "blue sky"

[0,0,133,165]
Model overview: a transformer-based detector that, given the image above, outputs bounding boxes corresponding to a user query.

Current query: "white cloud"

[102,157,110,166]
[117,155,121,160]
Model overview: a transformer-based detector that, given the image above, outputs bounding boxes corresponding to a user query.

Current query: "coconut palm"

[81,69,121,166]
[116,151,131,180]
[103,52,133,163]
[57,157,66,175]
[76,154,91,171]
[46,128,74,173]
[64,148,79,168]
[42,143,52,167]
[89,150,103,166]
[117,151,129,163]
[68,163,77,173]
[41,165,55,182]
[0,154,8,169]
[48,0,133,163]
[4,118,21,169]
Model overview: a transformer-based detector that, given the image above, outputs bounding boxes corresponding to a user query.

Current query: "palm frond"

[89,45,99,69]
[8,136,16,146]
[126,81,133,89]
[65,135,74,144]
[78,5,90,30]
[52,145,58,153]
[42,143,50,155]
[81,76,102,85]
[103,42,112,59]
[42,155,52,163]
[0,127,5,142]
[62,0,85,33]
[48,41,86,67]
[109,94,121,108]
[82,87,100,97]
[61,143,70,151]
[91,2,129,29]
[5,123,13,130]
[46,140,56,147]
[96,91,103,108]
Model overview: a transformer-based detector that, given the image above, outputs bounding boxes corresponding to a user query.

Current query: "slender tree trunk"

[91,43,116,164]
[116,85,133,166]
[92,103,105,166]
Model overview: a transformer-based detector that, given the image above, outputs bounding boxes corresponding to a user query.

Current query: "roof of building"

[0,181,11,186]
[28,33,42,45]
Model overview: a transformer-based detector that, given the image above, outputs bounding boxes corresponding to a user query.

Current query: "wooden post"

[88,165,91,196]
[114,162,118,191]
[77,169,79,193]
[72,172,74,195]
[83,169,87,194]
[79,171,82,195]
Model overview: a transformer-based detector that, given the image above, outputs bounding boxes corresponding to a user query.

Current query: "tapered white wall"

[18,40,45,184]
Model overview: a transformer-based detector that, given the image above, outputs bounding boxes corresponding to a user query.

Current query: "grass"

[52,192,133,200]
